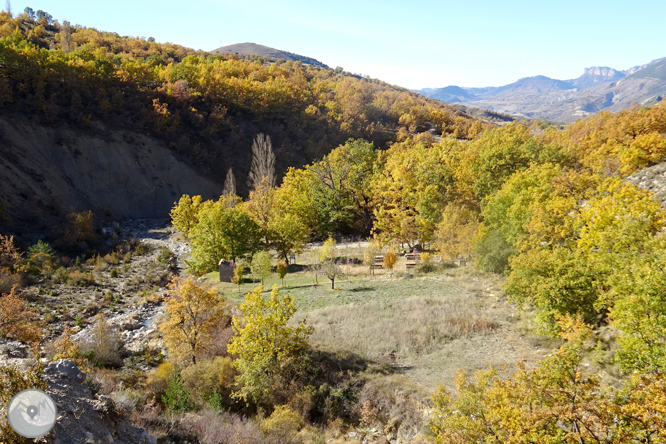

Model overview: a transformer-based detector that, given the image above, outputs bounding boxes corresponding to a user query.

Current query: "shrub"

[162,369,191,412]
[383,252,397,270]
[260,405,304,443]
[78,314,125,368]
[181,356,237,408]
[473,226,515,274]
[146,362,173,401]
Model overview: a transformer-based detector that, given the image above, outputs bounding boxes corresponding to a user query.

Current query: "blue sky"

[11,0,666,89]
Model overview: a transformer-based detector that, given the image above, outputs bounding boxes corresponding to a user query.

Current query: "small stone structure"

[218,259,235,282]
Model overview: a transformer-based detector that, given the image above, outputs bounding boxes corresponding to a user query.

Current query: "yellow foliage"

[170,194,204,238]
[227,285,313,405]
[159,276,227,365]
[260,405,304,442]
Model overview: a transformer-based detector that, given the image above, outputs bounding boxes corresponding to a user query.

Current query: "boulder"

[46,359,86,383]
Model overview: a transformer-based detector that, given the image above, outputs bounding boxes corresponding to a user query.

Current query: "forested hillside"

[0,10,486,232]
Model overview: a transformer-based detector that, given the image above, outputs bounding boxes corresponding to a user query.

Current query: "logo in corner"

[7,389,57,438]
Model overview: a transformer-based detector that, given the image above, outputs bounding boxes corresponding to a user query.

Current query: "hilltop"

[212,42,329,68]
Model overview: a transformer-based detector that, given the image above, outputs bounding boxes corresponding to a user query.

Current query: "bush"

[146,362,173,401]
[181,356,237,408]
[78,314,125,368]
[473,226,515,274]
[383,252,397,270]
[162,369,191,412]
[260,405,304,444]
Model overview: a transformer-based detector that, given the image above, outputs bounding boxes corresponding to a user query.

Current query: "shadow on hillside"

[307,347,371,374]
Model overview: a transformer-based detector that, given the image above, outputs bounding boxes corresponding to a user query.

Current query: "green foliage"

[482,163,561,248]
[607,240,666,372]
[472,225,515,274]
[162,369,191,413]
[504,246,602,333]
[227,285,313,406]
[180,356,237,409]
[250,251,272,284]
[471,124,566,200]
[188,199,263,275]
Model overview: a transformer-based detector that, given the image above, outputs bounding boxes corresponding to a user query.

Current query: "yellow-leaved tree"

[159,276,227,365]
[227,285,313,406]
[170,194,204,238]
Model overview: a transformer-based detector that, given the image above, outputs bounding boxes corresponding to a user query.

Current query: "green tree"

[227,285,313,406]
[251,251,272,285]
[188,199,263,275]
[162,369,191,412]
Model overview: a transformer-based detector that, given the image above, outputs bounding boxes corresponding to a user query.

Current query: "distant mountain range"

[212,43,329,68]
[416,58,666,122]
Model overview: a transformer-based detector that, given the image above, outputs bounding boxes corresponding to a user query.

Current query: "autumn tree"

[276,261,287,287]
[248,133,276,191]
[434,204,481,261]
[60,20,71,53]
[232,261,246,292]
[371,139,457,246]
[383,251,397,270]
[429,316,615,444]
[227,285,313,406]
[170,194,204,239]
[319,237,342,289]
[159,276,227,365]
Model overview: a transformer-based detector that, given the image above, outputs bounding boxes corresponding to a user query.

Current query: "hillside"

[417,57,666,122]
[0,11,485,233]
[212,42,329,68]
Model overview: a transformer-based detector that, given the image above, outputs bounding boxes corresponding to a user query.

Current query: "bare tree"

[60,20,72,53]
[248,133,276,191]
[4,0,10,15]
[223,167,237,197]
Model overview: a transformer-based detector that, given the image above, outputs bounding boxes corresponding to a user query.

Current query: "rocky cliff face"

[0,115,221,227]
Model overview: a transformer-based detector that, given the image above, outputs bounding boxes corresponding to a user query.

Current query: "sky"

[11,0,666,89]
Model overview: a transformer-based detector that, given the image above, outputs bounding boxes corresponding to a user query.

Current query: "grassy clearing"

[202,257,554,393]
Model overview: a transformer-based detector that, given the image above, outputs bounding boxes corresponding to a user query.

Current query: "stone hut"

[218,259,235,282]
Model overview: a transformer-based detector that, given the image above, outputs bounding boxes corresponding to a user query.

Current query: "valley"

[2,5,666,444]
